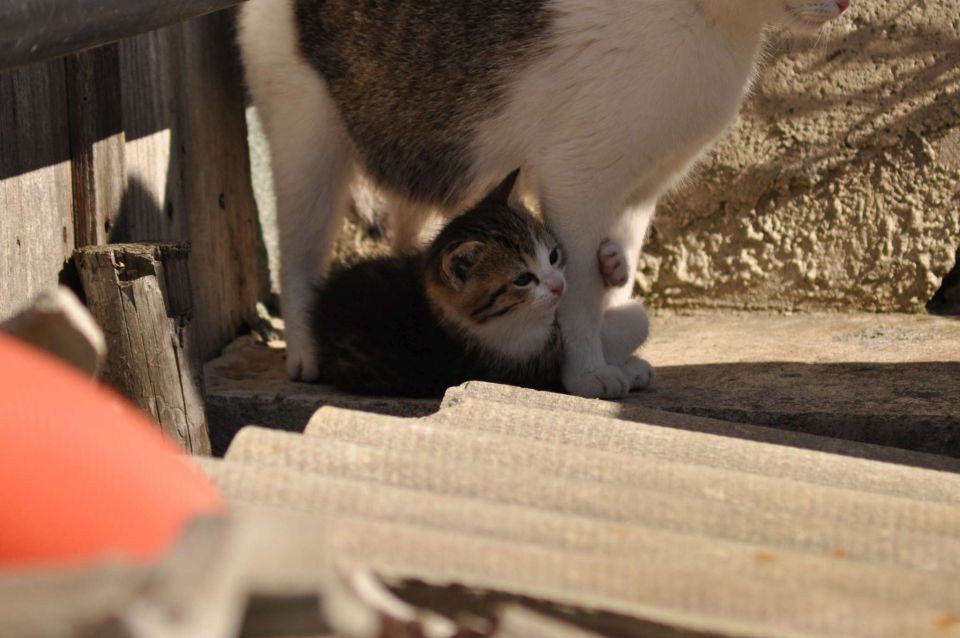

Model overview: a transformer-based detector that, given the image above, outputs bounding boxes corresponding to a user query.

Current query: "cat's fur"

[311,171,648,396]
[239,0,851,398]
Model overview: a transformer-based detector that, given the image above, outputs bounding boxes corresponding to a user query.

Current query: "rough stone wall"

[641,0,960,312]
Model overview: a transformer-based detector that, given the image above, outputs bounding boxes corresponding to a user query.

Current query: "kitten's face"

[777,0,851,32]
[425,169,567,361]
[443,233,566,328]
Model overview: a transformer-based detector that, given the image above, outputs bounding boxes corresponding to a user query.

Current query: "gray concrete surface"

[204,312,960,458]
[203,335,438,455]
[632,312,960,455]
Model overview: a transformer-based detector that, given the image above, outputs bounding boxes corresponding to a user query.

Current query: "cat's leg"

[602,201,657,390]
[538,184,633,398]
[603,201,655,306]
[240,1,354,381]
[596,238,653,388]
[385,196,437,254]
[601,302,654,390]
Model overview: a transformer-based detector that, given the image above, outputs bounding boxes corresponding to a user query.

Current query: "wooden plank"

[75,243,211,454]
[0,0,245,72]
[65,44,126,247]
[116,12,261,361]
[175,12,262,360]
[0,59,73,319]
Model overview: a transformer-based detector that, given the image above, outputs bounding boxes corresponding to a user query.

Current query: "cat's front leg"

[254,80,355,381]
[541,192,632,398]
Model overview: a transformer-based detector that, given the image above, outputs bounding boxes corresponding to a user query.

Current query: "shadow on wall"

[645,1,960,313]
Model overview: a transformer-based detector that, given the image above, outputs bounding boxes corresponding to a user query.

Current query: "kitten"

[310,171,649,397]
[239,0,851,398]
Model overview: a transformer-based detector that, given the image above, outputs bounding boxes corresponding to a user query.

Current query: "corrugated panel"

[194,382,960,637]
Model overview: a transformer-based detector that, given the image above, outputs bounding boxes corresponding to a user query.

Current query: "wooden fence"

[0,2,262,362]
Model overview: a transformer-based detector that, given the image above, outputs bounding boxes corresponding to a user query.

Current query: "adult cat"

[238,0,852,398]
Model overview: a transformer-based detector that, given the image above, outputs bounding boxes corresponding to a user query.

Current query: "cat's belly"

[470,1,762,215]
[294,0,555,208]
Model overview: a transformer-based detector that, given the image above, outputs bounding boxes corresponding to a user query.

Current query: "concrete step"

[635,312,960,456]
[203,312,960,458]
[203,335,438,455]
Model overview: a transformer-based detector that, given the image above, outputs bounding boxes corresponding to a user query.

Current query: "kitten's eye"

[513,272,536,287]
[549,247,561,265]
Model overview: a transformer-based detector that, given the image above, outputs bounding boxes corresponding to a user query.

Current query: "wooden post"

[75,243,211,455]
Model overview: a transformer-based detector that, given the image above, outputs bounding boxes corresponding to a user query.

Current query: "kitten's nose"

[549,281,565,297]
[836,0,850,13]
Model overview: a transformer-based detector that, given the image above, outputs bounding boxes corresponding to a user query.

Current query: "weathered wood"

[0,59,74,319]
[2,10,262,364]
[75,243,211,454]
[116,12,262,361]
[65,44,126,247]
[0,0,246,71]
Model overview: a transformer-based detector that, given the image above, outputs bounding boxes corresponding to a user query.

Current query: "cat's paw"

[621,356,655,391]
[284,333,321,383]
[598,240,629,288]
[563,364,631,399]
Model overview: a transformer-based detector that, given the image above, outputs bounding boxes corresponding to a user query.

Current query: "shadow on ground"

[623,360,960,467]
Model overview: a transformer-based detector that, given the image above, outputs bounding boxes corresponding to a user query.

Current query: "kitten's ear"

[441,241,484,290]
[484,168,521,207]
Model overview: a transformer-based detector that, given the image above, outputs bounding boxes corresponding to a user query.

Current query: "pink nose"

[836,0,850,13]
[550,281,565,297]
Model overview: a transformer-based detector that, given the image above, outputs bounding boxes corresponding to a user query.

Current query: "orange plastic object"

[0,332,222,566]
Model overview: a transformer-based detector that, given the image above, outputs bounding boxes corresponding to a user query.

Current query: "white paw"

[622,356,655,391]
[283,328,321,383]
[563,363,631,399]
[598,240,629,288]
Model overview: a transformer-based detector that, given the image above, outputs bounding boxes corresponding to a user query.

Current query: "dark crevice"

[927,247,960,315]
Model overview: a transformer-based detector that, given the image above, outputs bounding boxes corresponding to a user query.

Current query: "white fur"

[239,0,357,381]
[239,0,849,396]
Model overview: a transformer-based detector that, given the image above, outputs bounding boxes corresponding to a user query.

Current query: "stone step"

[222,425,960,574]
[634,313,960,456]
[197,460,960,638]
[203,313,960,458]
[203,336,438,456]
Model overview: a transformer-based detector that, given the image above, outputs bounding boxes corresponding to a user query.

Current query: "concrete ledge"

[203,312,960,458]
[633,313,960,457]
[204,336,438,455]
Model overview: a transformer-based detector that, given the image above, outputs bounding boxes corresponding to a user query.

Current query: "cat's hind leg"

[385,196,439,254]
[240,1,355,381]
[538,182,633,398]
[602,201,657,390]
[601,302,654,390]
